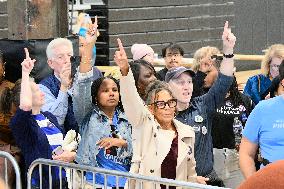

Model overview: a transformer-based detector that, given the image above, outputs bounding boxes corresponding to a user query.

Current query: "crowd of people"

[0,18,284,189]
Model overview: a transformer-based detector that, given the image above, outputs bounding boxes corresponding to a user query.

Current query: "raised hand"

[21,48,36,74]
[222,21,236,54]
[114,38,129,75]
[59,63,72,91]
[85,15,98,44]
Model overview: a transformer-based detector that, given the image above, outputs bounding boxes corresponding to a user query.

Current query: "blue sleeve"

[242,103,262,144]
[244,75,262,104]
[72,70,95,125]
[92,66,103,80]
[39,84,68,126]
[199,73,233,112]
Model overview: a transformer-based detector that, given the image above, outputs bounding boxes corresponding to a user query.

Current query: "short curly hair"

[144,80,173,105]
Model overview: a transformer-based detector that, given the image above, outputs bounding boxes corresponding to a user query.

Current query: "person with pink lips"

[166,21,236,187]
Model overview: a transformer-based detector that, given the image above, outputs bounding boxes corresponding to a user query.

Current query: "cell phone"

[70,56,81,80]
[52,146,64,156]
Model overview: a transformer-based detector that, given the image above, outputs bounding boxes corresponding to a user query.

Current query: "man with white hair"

[39,38,78,133]
[39,29,101,133]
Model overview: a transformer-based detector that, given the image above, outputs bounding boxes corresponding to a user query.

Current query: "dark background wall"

[235,0,284,70]
[1,0,284,70]
[100,0,234,65]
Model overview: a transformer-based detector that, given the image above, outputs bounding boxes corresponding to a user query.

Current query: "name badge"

[192,125,200,132]
[195,115,204,123]
[201,126,207,135]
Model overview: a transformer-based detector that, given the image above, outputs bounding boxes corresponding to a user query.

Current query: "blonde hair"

[46,38,73,60]
[192,46,220,72]
[261,44,284,76]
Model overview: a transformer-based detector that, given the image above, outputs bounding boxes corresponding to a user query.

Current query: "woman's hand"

[114,38,129,76]
[222,21,236,54]
[52,151,76,163]
[21,48,36,74]
[196,176,209,185]
[85,15,98,46]
[97,137,127,149]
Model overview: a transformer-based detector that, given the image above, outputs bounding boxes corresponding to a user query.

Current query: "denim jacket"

[72,70,132,167]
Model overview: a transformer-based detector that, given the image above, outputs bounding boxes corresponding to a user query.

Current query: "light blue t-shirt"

[243,96,284,163]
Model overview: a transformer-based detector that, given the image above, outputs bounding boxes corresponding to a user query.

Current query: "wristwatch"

[223,53,234,58]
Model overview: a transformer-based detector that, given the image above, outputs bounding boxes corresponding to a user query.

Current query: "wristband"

[223,53,234,58]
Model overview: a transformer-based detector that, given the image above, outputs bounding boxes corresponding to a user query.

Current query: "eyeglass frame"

[149,99,178,109]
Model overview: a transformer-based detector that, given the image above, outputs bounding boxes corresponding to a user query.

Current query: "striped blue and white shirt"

[33,113,63,151]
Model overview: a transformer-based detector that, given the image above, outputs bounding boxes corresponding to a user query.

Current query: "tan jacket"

[120,70,197,189]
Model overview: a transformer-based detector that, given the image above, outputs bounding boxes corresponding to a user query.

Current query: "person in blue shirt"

[239,60,284,179]
[39,18,102,134]
[73,43,132,188]
[9,48,76,189]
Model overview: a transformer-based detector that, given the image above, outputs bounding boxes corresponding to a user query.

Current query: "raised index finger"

[24,48,30,59]
[223,21,229,32]
[94,16,98,26]
[117,38,125,53]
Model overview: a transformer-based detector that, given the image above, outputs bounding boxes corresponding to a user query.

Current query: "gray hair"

[46,38,73,60]
[145,80,173,105]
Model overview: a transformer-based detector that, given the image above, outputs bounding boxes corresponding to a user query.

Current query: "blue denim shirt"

[72,70,132,167]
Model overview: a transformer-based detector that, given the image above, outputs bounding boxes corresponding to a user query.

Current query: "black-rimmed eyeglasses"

[150,99,177,109]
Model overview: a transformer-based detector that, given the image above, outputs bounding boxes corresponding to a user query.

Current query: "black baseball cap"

[165,66,195,82]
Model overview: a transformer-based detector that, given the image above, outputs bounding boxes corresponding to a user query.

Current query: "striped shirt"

[33,114,63,151]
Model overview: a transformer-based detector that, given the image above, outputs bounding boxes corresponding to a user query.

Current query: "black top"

[192,71,207,98]
[156,67,168,81]
[211,94,253,149]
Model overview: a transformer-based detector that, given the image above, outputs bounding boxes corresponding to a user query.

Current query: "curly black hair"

[0,79,21,114]
[227,76,244,107]
[269,76,281,98]
[91,76,123,111]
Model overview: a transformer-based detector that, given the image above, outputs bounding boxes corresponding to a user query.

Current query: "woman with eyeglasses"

[244,44,284,104]
[114,39,208,189]
[73,57,132,188]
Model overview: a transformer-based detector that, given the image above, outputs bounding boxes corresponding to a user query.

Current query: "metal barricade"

[0,151,22,189]
[27,158,230,189]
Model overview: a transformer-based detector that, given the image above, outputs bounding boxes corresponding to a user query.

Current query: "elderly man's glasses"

[150,99,177,109]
